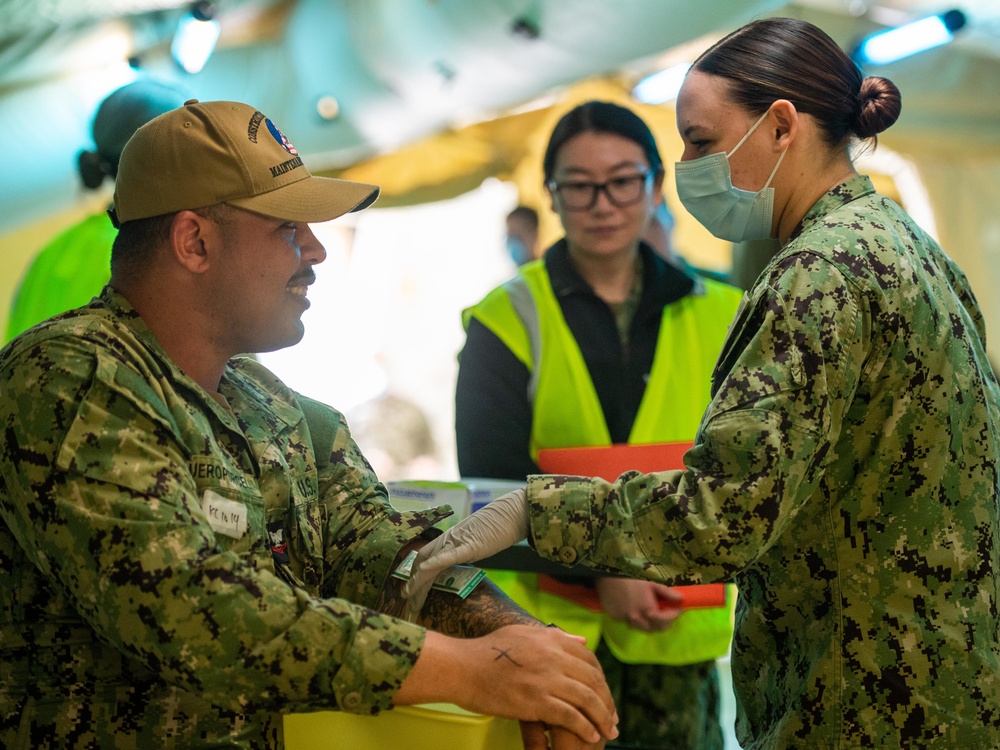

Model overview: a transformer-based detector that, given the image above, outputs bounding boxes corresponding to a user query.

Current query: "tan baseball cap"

[110,99,379,226]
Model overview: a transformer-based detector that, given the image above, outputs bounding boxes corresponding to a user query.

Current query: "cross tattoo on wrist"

[492,646,523,666]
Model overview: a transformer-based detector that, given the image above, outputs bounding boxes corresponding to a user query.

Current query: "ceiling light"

[171,2,221,74]
[631,62,691,105]
[853,10,966,66]
[316,95,341,121]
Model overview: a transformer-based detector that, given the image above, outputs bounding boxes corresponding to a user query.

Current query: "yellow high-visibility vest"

[465,258,742,665]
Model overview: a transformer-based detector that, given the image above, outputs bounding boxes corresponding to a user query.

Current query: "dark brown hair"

[542,101,663,182]
[110,203,237,280]
[507,205,538,229]
[110,213,174,279]
[693,17,901,146]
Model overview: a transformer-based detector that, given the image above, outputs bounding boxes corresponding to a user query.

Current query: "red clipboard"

[536,441,693,479]
[536,441,726,610]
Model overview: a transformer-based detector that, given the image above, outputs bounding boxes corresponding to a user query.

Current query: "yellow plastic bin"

[284,702,524,750]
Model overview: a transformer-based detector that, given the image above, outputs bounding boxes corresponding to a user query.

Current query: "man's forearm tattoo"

[418,576,539,637]
[376,571,540,637]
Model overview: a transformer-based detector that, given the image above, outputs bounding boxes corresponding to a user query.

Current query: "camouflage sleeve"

[288,396,538,635]
[312,408,453,605]
[0,336,425,717]
[528,251,869,582]
[939,250,989,349]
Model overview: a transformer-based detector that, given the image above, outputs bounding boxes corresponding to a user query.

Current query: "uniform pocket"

[269,467,323,592]
[710,284,805,411]
[200,486,267,560]
[711,288,764,398]
[56,351,184,498]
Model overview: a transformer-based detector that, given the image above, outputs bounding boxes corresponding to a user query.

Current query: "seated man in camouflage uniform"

[0,99,617,750]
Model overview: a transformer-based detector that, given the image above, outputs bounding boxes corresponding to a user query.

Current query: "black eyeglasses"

[547,171,653,211]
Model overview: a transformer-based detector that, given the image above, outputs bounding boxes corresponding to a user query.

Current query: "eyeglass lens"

[554,174,650,210]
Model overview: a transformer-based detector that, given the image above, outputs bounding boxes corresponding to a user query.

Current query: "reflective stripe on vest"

[467,260,743,665]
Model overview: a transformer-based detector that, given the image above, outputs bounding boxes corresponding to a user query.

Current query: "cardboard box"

[462,477,525,514]
[385,480,470,528]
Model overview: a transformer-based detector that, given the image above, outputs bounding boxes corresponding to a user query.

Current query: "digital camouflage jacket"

[0,288,447,748]
[526,175,1000,749]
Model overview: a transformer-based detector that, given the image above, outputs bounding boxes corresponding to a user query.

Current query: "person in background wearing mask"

[643,199,730,283]
[407,17,1000,750]
[456,100,743,749]
[0,99,617,750]
[5,78,188,343]
[505,204,540,267]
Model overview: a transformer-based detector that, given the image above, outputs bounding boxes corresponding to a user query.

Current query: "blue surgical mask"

[506,237,531,266]
[674,110,786,243]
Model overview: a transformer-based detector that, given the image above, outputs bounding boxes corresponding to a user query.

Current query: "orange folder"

[536,441,693,479]
[536,441,726,610]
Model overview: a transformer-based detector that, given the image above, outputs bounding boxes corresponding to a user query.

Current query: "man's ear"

[769,99,798,152]
[170,210,213,273]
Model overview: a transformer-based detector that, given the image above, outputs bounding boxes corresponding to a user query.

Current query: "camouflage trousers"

[596,639,724,750]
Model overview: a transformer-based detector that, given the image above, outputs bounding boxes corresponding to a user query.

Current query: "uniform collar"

[99,286,301,436]
[787,174,876,244]
[100,285,174,361]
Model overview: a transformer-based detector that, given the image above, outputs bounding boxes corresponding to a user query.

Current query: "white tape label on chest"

[202,490,248,539]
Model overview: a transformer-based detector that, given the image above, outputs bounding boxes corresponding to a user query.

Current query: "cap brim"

[228,175,379,223]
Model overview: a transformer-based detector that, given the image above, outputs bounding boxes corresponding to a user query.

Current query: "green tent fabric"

[5,212,115,344]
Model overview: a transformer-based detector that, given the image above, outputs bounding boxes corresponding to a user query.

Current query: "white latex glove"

[403,488,529,617]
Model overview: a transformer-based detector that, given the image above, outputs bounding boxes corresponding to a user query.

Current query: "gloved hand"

[403,488,529,617]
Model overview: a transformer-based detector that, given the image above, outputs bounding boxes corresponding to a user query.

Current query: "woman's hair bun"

[855,76,902,138]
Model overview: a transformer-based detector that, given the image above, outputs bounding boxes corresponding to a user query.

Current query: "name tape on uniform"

[202,489,248,539]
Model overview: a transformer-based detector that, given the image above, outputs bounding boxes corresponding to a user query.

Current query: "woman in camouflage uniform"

[408,17,1000,750]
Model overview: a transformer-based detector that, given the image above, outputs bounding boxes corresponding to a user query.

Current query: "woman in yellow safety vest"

[456,100,742,749]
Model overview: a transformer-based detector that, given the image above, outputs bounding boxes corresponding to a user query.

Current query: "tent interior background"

[1,2,998,746]
[2,0,999,483]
